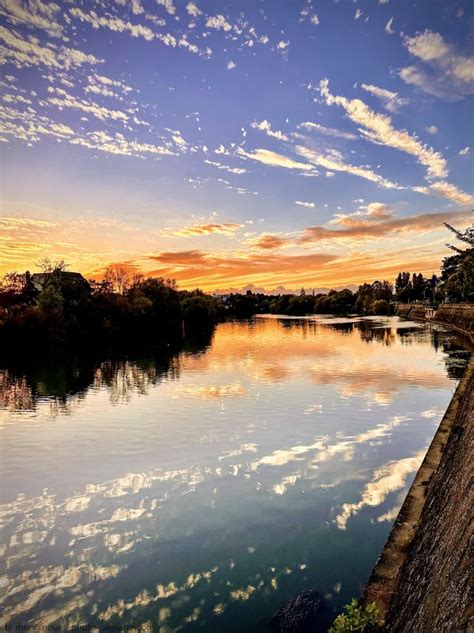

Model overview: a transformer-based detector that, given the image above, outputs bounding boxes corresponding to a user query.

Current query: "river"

[0,315,470,631]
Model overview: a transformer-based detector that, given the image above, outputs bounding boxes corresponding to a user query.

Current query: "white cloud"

[237,147,314,171]
[227,60,236,70]
[295,200,315,208]
[335,450,425,530]
[206,15,232,31]
[361,83,408,112]
[310,14,320,25]
[277,40,289,49]
[354,8,363,20]
[0,25,102,70]
[156,0,176,15]
[413,181,473,205]
[70,8,155,41]
[385,17,394,35]
[298,121,357,140]
[204,159,247,174]
[186,2,202,17]
[400,30,474,100]
[0,0,63,38]
[296,145,400,189]
[459,146,470,156]
[46,87,129,123]
[251,119,288,141]
[320,79,447,180]
[426,125,438,135]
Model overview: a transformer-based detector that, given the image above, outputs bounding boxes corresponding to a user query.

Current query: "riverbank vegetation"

[0,223,471,351]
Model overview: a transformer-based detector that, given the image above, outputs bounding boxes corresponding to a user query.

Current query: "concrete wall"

[364,307,473,630]
[396,303,474,340]
[383,358,473,632]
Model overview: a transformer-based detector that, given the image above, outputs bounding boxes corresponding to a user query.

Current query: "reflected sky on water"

[0,316,471,631]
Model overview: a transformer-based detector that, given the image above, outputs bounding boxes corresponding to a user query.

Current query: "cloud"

[277,40,289,49]
[320,79,447,180]
[186,2,202,17]
[145,249,338,289]
[206,15,232,31]
[156,0,176,15]
[335,450,425,529]
[413,182,473,205]
[46,87,129,123]
[426,125,438,135]
[237,147,314,171]
[0,25,102,70]
[385,17,394,35]
[361,83,408,112]
[459,146,470,156]
[354,9,363,20]
[251,119,288,141]
[227,60,236,70]
[204,159,247,174]
[300,209,473,244]
[163,223,243,238]
[295,200,315,208]
[298,121,357,140]
[329,203,394,227]
[70,8,155,41]
[0,0,63,38]
[400,30,474,100]
[248,234,289,249]
[295,145,400,189]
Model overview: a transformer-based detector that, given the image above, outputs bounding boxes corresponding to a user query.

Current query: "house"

[30,271,90,293]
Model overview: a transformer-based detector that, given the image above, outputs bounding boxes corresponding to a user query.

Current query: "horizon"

[1,0,473,292]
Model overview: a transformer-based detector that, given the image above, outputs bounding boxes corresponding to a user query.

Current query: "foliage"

[329,600,382,633]
[441,222,474,302]
[0,269,218,353]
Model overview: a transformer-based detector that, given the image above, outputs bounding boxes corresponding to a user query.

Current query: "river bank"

[362,303,473,631]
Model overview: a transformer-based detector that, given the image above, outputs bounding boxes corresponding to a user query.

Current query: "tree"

[441,221,474,301]
[36,258,68,274]
[103,266,133,294]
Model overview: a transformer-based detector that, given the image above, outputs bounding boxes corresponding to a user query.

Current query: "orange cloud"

[247,234,290,249]
[300,209,473,243]
[163,223,243,238]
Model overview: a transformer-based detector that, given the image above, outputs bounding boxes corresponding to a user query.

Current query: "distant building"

[31,271,90,292]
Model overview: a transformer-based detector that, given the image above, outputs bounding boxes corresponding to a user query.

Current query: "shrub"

[372,299,390,315]
[329,599,382,632]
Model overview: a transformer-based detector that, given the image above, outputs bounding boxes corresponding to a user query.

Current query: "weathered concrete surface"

[396,303,474,340]
[383,356,473,632]
[363,336,473,632]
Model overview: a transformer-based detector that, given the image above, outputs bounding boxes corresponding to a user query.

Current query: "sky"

[0,0,473,293]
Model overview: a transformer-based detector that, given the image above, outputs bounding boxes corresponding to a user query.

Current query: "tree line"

[0,222,471,351]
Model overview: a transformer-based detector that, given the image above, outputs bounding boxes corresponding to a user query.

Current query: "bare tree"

[36,258,69,274]
[103,266,133,294]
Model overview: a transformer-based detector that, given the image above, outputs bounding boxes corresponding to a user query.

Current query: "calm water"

[0,316,471,631]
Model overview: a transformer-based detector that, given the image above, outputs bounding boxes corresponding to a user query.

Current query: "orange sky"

[1,209,471,292]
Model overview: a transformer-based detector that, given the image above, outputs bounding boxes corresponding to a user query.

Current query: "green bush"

[329,599,382,632]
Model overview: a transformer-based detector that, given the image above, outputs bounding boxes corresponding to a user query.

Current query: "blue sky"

[0,0,473,291]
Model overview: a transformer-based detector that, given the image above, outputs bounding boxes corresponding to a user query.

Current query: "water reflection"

[0,316,471,631]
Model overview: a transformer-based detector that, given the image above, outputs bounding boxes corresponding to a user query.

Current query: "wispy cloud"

[361,83,408,113]
[400,30,474,100]
[320,79,447,180]
[298,121,357,140]
[300,209,473,244]
[237,147,314,171]
[163,223,243,238]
